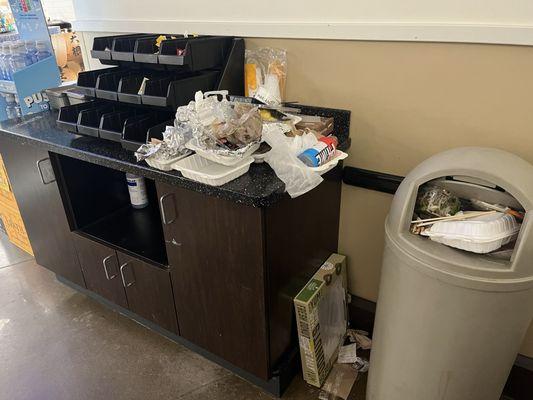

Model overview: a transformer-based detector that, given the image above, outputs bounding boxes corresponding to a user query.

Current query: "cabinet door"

[117,251,179,334]
[0,139,85,286]
[73,234,128,308]
[156,183,270,380]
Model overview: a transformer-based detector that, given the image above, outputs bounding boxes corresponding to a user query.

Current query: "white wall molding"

[72,19,533,46]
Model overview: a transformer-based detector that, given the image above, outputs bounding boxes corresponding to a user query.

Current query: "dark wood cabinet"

[116,251,179,334]
[0,138,85,287]
[156,174,342,381]
[73,234,128,308]
[157,183,270,380]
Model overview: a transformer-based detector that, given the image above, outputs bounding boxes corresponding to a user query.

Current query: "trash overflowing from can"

[410,182,525,255]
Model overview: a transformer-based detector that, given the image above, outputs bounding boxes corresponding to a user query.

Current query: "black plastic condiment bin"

[112,34,158,61]
[95,70,136,101]
[77,67,118,97]
[117,75,145,104]
[77,104,117,137]
[121,114,159,151]
[56,101,99,133]
[142,70,219,108]
[99,110,137,142]
[92,34,148,61]
[157,36,231,70]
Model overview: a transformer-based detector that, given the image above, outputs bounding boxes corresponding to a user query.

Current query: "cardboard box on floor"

[0,154,33,255]
[294,253,348,388]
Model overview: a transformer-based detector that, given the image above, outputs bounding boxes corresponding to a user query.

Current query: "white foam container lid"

[172,154,254,186]
[422,212,521,254]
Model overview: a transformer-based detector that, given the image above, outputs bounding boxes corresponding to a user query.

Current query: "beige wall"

[246,38,533,356]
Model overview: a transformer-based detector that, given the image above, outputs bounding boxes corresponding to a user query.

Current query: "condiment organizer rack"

[57,34,244,152]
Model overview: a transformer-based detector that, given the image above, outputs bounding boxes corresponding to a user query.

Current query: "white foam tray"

[186,139,260,166]
[309,150,349,175]
[172,154,254,186]
[422,212,521,254]
[145,151,192,171]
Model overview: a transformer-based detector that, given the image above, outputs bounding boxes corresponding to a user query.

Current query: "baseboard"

[348,295,533,399]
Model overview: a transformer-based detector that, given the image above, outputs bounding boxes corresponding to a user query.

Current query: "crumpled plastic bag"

[263,123,323,198]
[416,186,461,217]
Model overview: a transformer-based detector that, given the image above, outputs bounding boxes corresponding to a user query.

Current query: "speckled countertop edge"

[0,107,351,208]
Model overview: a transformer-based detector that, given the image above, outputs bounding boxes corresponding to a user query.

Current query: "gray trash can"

[367,147,533,400]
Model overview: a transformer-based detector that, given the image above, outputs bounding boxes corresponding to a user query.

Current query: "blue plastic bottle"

[14,95,22,117]
[35,40,52,62]
[5,94,18,119]
[24,40,38,66]
[9,41,26,77]
[0,42,9,80]
[0,41,12,80]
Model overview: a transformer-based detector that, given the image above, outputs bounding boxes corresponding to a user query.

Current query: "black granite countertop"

[0,108,350,207]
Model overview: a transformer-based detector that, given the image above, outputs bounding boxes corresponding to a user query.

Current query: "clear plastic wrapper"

[175,91,262,158]
[416,186,461,217]
[263,124,323,198]
[245,47,287,105]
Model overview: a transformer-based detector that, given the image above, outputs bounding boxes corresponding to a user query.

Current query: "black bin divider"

[92,34,148,61]
[95,70,137,101]
[112,34,158,62]
[57,101,99,133]
[141,75,174,107]
[117,75,145,104]
[142,70,219,108]
[133,35,188,64]
[99,109,141,142]
[77,104,118,137]
[121,111,174,151]
[77,67,119,97]
[117,71,171,104]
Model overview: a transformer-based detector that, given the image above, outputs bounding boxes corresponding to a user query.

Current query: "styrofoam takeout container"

[145,151,192,171]
[172,154,254,186]
[421,212,521,254]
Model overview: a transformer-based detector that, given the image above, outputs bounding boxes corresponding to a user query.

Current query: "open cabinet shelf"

[78,203,168,267]
[56,154,168,268]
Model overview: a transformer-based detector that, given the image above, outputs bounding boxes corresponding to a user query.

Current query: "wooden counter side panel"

[157,183,270,380]
[264,169,342,369]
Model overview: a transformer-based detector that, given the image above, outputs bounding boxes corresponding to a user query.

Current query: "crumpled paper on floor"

[318,364,358,400]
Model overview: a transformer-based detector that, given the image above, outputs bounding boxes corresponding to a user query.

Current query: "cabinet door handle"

[159,193,176,225]
[120,262,135,288]
[36,158,56,185]
[102,255,117,280]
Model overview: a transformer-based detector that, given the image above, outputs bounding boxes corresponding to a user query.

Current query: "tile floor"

[0,233,366,400]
